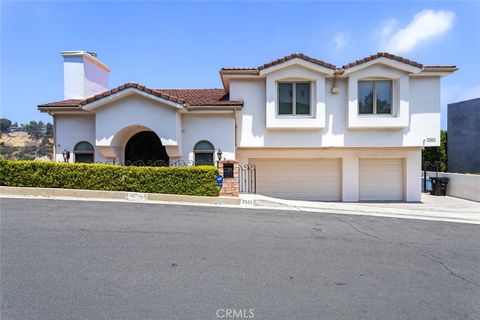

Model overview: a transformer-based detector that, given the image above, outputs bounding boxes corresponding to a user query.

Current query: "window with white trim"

[358,80,393,115]
[278,81,311,115]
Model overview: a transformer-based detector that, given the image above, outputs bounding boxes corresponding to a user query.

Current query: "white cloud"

[379,10,455,54]
[378,19,398,38]
[334,32,347,50]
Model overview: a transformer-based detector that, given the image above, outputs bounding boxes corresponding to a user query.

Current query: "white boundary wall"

[434,172,480,202]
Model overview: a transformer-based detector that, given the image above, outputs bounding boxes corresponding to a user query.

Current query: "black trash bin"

[430,177,449,196]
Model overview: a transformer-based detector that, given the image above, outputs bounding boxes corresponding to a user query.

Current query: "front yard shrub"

[0,160,220,196]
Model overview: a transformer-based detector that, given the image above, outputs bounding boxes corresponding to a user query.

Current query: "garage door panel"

[251,158,341,201]
[359,159,404,201]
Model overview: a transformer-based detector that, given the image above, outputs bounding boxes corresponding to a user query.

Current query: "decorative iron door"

[239,164,256,194]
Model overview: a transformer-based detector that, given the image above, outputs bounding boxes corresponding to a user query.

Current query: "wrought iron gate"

[239,164,256,193]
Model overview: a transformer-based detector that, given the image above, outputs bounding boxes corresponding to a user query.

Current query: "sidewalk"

[1,186,479,225]
[240,193,480,225]
[0,186,240,206]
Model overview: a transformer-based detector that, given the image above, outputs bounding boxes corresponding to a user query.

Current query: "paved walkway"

[240,193,480,225]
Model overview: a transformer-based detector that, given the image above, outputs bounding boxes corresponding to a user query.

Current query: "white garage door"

[251,158,341,201]
[359,159,404,201]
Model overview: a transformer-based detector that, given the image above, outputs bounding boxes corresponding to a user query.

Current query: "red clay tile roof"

[258,53,336,70]
[38,83,242,109]
[38,99,84,107]
[221,52,337,72]
[221,52,430,73]
[342,52,423,69]
[154,88,240,106]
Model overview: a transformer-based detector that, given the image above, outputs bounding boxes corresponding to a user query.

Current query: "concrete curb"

[0,186,241,206]
[3,187,479,225]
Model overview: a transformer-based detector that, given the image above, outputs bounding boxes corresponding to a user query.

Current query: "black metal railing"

[74,160,218,167]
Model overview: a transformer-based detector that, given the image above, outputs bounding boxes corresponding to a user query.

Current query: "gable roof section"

[221,52,456,74]
[258,53,337,71]
[38,83,243,111]
[221,52,337,74]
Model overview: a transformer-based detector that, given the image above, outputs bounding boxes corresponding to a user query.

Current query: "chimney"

[61,51,110,100]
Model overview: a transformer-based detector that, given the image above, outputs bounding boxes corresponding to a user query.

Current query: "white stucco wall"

[63,57,85,100]
[83,57,109,98]
[346,64,409,129]
[265,65,325,129]
[237,147,422,202]
[230,70,442,148]
[181,113,235,162]
[54,114,107,163]
[94,94,182,162]
[404,77,441,147]
[62,54,108,100]
[55,95,235,164]
[434,172,480,202]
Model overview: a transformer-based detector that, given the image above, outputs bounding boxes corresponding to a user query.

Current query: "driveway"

[241,193,480,225]
[1,198,479,320]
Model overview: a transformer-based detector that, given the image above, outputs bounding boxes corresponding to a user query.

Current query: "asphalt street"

[1,198,479,320]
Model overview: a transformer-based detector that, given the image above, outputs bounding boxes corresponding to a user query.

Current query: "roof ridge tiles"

[221,52,427,71]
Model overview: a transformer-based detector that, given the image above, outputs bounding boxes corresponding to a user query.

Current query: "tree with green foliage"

[46,123,53,137]
[23,120,44,139]
[422,130,448,171]
[0,118,12,133]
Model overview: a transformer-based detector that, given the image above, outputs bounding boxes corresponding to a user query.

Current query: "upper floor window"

[358,80,392,115]
[194,140,214,165]
[278,82,311,115]
[74,141,94,163]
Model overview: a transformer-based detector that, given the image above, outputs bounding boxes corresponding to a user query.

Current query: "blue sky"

[1,1,479,129]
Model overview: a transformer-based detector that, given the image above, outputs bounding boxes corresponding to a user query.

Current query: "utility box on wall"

[218,160,239,197]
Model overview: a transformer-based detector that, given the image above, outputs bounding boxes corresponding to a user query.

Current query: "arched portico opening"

[125,131,169,165]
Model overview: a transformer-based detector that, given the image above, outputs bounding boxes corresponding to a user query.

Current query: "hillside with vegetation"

[0,118,53,160]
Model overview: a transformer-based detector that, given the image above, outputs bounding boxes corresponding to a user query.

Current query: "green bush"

[0,160,220,196]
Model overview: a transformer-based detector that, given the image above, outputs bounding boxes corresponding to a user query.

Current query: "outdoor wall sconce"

[217,148,223,161]
[62,149,70,163]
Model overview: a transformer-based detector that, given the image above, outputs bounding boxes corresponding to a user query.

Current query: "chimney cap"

[60,51,110,72]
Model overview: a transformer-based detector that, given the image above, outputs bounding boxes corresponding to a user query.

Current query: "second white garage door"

[359,158,405,201]
[251,158,341,201]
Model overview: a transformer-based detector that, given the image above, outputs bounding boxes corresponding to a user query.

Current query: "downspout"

[48,111,57,162]
[234,109,238,157]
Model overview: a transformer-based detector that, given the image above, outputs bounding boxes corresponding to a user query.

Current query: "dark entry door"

[125,131,169,165]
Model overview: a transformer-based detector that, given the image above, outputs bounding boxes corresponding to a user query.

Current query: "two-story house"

[38,51,456,202]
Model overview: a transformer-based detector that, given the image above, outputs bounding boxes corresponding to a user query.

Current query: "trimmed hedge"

[0,160,220,196]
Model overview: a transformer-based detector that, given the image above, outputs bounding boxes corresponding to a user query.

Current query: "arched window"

[194,140,214,165]
[74,141,94,163]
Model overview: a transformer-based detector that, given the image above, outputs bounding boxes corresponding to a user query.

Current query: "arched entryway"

[125,131,169,165]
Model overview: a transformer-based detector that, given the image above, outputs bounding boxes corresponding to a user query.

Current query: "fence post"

[218,160,239,197]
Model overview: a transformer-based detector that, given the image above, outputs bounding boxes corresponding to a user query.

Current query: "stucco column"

[405,150,422,202]
[342,155,359,201]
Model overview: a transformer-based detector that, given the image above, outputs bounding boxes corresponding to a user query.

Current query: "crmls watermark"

[216,308,254,319]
